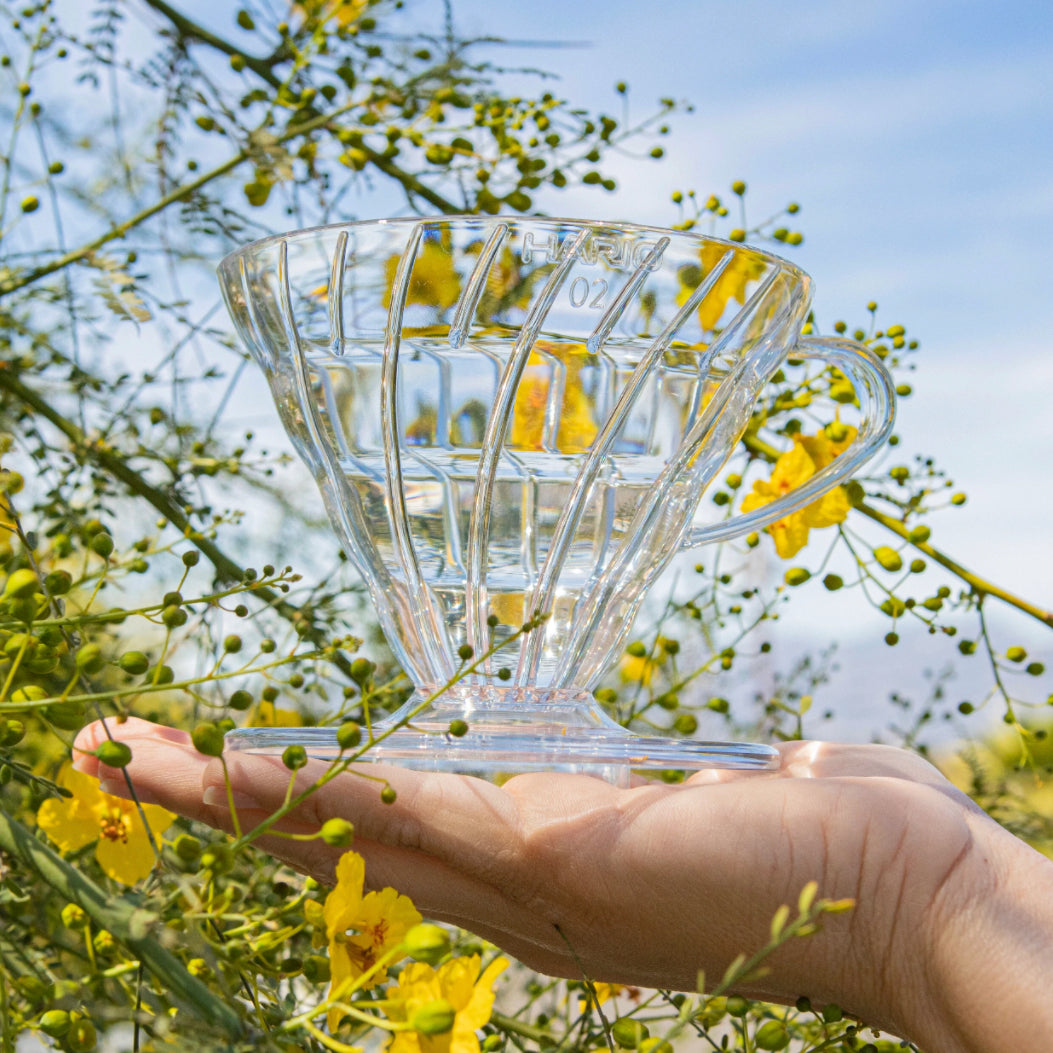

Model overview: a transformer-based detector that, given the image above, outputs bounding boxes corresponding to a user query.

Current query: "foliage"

[0,1,1050,1051]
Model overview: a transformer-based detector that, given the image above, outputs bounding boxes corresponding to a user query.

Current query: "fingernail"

[201,784,263,811]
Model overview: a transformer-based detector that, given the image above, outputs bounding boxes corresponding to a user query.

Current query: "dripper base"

[223,688,780,786]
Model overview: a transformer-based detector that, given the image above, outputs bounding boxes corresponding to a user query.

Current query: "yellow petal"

[325,851,366,938]
[37,765,105,852]
[768,514,811,559]
[801,485,850,529]
[95,812,160,885]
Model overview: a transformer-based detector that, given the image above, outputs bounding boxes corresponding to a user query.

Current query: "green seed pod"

[1006,646,1027,663]
[908,524,931,544]
[282,744,308,770]
[784,567,810,587]
[404,922,450,965]
[625,641,647,658]
[821,1003,843,1023]
[656,692,679,711]
[728,228,746,242]
[745,531,760,548]
[236,9,255,30]
[873,546,903,573]
[447,719,469,738]
[11,683,48,707]
[20,195,39,213]
[707,697,729,714]
[223,634,242,654]
[879,597,906,619]
[1026,662,1045,676]
[320,818,354,846]
[754,1020,790,1051]
[822,573,843,591]
[3,569,39,599]
[410,999,456,1036]
[95,740,132,769]
[191,723,225,757]
[75,643,105,674]
[611,1018,650,1048]
[457,643,474,661]
[380,785,397,805]
[958,640,976,656]
[162,604,188,628]
[38,1009,71,1038]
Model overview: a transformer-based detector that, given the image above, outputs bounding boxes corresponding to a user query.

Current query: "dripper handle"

[683,335,896,549]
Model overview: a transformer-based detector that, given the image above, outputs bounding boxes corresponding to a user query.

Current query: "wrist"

[904,810,1053,1053]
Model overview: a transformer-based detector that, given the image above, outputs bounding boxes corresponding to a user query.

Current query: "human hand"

[73,718,1053,1053]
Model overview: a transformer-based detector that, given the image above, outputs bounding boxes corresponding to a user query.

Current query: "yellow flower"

[250,699,305,728]
[510,342,598,454]
[676,242,767,331]
[740,428,856,559]
[37,764,175,886]
[384,238,461,313]
[386,955,508,1053]
[325,851,422,1029]
[292,0,368,29]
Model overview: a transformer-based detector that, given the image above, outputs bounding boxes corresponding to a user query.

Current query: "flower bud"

[61,903,86,928]
[320,818,354,846]
[349,657,374,684]
[873,546,903,573]
[336,721,361,750]
[66,1018,98,1052]
[611,1018,649,1048]
[784,568,810,587]
[410,999,456,1036]
[95,740,132,769]
[754,1020,790,1050]
[3,569,39,599]
[282,744,308,770]
[404,923,450,964]
[118,651,150,675]
[191,723,225,757]
[43,569,72,595]
[173,834,202,863]
[75,643,105,674]
[38,1010,71,1038]
[302,954,331,983]
[200,843,234,874]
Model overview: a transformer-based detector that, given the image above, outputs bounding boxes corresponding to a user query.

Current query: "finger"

[73,718,210,809]
[776,740,954,785]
